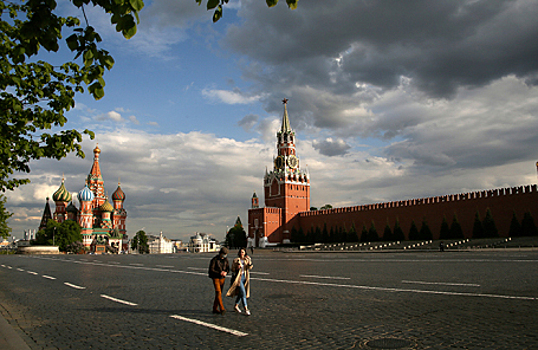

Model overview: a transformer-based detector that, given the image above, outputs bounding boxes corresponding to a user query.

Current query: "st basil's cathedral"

[39,145,127,253]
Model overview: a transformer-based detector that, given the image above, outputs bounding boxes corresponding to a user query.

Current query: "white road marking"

[64,282,86,290]
[129,263,144,266]
[0,265,4,267]
[170,315,248,337]
[27,271,38,275]
[7,266,12,269]
[187,267,206,270]
[29,256,537,301]
[250,277,538,301]
[300,274,350,280]
[42,275,56,280]
[402,280,481,287]
[100,294,138,306]
[156,265,174,268]
[16,268,25,272]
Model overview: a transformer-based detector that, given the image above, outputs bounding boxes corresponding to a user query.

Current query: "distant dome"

[112,185,125,201]
[53,181,72,202]
[66,202,79,213]
[94,144,101,155]
[78,185,94,202]
[99,199,114,213]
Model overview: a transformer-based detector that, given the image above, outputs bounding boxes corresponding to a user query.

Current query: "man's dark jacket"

[208,255,230,279]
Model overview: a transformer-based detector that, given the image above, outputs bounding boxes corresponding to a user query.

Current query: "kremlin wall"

[248,100,538,247]
[298,184,538,241]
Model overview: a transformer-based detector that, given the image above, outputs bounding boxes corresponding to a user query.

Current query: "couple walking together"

[209,247,253,315]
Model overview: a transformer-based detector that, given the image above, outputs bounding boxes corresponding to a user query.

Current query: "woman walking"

[226,248,253,315]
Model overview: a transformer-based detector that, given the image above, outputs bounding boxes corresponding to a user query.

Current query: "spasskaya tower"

[248,99,310,247]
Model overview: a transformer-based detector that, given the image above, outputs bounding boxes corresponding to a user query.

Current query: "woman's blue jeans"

[235,275,248,308]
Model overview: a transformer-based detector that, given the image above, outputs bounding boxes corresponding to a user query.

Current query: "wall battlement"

[301,184,538,218]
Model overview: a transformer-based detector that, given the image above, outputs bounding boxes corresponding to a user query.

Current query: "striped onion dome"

[77,185,94,202]
[112,185,125,201]
[53,180,72,202]
[99,199,114,213]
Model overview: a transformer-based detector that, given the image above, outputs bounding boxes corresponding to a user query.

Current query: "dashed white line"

[250,277,538,301]
[42,275,56,280]
[16,268,25,272]
[129,263,144,266]
[156,265,174,268]
[300,274,350,280]
[27,271,38,275]
[64,282,86,290]
[402,280,481,287]
[100,294,137,306]
[170,315,248,337]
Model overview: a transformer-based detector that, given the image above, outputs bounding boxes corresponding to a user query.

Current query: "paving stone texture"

[0,250,537,350]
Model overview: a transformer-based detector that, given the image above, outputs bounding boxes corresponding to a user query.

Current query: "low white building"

[148,232,174,254]
[188,233,220,253]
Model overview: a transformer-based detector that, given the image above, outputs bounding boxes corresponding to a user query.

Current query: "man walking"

[208,247,230,314]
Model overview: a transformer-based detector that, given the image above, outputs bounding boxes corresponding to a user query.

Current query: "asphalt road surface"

[1,250,537,349]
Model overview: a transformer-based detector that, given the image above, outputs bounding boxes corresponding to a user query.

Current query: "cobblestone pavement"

[0,250,537,349]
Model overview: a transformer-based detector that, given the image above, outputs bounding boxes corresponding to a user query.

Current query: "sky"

[5,0,538,242]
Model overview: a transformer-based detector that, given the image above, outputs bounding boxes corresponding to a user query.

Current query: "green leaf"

[207,0,219,10]
[123,24,137,39]
[129,0,144,12]
[66,34,79,51]
[286,0,298,10]
[266,0,278,7]
[213,5,222,22]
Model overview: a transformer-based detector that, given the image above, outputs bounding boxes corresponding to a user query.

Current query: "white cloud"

[202,88,265,104]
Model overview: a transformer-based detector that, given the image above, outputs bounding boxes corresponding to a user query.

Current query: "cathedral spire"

[89,144,102,179]
[280,98,292,133]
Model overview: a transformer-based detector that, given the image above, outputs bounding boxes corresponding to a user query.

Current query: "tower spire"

[280,98,292,133]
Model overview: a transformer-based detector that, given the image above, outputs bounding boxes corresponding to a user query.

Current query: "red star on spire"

[282,98,288,105]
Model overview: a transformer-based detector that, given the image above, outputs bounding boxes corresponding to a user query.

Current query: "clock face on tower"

[274,156,285,170]
[287,155,298,169]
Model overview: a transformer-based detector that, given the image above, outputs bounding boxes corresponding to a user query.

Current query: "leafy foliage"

[449,214,464,239]
[482,208,498,238]
[419,218,433,240]
[225,216,247,248]
[382,220,392,241]
[131,230,149,253]
[0,195,12,239]
[408,220,419,240]
[439,215,450,240]
[521,212,538,236]
[0,0,145,194]
[197,0,299,23]
[508,211,522,237]
[472,211,484,239]
[33,219,82,252]
[392,218,405,241]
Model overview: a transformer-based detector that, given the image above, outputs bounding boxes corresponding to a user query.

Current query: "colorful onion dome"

[53,180,72,202]
[78,185,94,202]
[99,199,114,212]
[94,144,101,155]
[66,202,79,213]
[112,184,125,201]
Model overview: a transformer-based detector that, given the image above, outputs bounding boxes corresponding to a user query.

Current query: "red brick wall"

[297,185,538,239]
